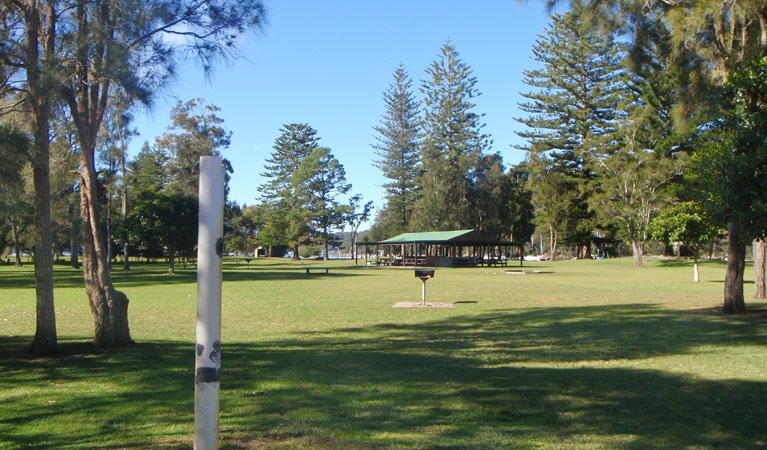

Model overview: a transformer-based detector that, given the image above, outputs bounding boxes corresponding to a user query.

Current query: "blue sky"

[130,0,555,217]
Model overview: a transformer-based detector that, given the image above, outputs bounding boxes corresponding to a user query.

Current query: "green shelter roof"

[381,230,475,243]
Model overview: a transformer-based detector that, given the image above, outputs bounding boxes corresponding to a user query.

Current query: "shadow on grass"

[1,304,766,449]
[0,265,367,290]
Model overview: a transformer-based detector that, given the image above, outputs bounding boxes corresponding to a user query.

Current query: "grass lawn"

[1,257,766,449]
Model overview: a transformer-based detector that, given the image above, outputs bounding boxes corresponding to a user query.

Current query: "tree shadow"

[1,304,765,448]
[0,264,368,290]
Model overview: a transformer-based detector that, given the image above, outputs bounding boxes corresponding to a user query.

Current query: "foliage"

[156,99,232,197]
[649,202,719,251]
[116,191,197,273]
[300,147,352,260]
[695,57,767,242]
[414,40,494,231]
[372,65,422,235]
[128,142,169,194]
[504,165,536,243]
[517,4,626,255]
[258,123,320,257]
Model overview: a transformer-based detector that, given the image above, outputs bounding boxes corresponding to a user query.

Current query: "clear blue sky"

[130,0,555,219]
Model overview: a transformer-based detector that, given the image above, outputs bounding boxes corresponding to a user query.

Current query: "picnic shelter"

[355,229,524,267]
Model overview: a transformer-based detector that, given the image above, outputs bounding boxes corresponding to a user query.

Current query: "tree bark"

[549,226,557,261]
[693,246,699,283]
[66,0,132,347]
[25,0,58,355]
[754,238,766,299]
[69,219,79,269]
[724,222,747,314]
[11,223,23,267]
[80,165,133,346]
[631,239,644,267]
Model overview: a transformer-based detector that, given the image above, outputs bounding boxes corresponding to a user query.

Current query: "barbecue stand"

[415,268,435,305]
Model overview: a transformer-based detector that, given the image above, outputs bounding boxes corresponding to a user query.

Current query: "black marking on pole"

[196,343,204,356]
[216,237,224,258]
[196,367,220,383]
[210,340,220,364]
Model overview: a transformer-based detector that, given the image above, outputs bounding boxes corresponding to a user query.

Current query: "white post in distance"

[195,156,225,450]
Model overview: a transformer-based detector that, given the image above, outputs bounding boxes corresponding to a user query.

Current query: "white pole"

[421,279,426,305]
[195,156,225,450]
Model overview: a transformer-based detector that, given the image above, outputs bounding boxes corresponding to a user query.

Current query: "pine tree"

[258,123,320,259]
[300,147,351,260]
[415,40,492,231]
[516,4,625,256]
[128,142,169,194]
[371,65,421,236]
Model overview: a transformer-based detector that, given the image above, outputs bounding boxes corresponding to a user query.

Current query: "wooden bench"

[305,266,331,274]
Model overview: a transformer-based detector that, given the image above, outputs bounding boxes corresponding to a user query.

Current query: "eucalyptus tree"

[372,65,421,235]
[0,0,267,349]
[156,99,232,198]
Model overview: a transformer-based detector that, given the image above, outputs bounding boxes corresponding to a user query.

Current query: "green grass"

[1,257,766,449]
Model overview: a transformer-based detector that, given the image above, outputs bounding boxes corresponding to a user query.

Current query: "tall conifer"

[415,40,492,231]
[516,4,625,257]
[371,65,421,236]
[258,123,320,258]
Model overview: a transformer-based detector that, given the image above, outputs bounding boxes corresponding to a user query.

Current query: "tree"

[1,0,266,348]
[118,191,197,273]
[695,57,767,313]
[64,0,265,347]
[649,202,719,282]
[526,153,576,260]
[372,65,421,235]
[156,99,232,197]
[516,3,625,258]
[0,124,31,269]
[505,165,536,244]
[128,142,169,194]
[589,142,683,267]
[300,147,352,261]
[345,195,374,259]
[566,0,767,312]
[0,1,58,354]
[415,40,493,231]
[259,124,320,259]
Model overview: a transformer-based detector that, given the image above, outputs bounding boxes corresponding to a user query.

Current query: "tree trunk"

[119,120,130,271]
[723,222,747,314]
[754,238,766,299]
[69,221,79,269]
[11,223,22,267]
[168,253,176,274]
[693,246,699,283]
[80,166,133,346]
[631,239,644,267]
[28,119,57,354]
[293,245,300,260]
[664,244,674,257]
[549,226,557,261]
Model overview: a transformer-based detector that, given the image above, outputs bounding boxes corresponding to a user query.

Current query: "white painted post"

[421,279,426,305]
[195,156,225,450]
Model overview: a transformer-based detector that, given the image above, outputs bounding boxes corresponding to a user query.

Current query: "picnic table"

[304,266,331,274]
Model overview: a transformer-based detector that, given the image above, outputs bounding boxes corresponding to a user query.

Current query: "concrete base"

[393,302,455,308]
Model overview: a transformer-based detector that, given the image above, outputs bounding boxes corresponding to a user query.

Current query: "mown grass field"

[1,257,766,449]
